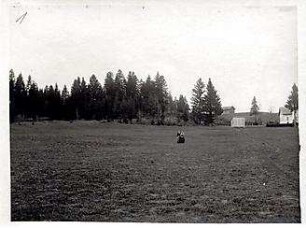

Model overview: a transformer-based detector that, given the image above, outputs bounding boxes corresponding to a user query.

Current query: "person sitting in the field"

[177,130,185,143]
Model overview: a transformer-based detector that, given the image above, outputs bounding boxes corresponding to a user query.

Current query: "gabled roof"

[279,107,291,115]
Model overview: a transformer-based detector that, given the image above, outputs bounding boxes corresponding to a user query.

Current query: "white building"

[278,107,294,124]
[231,117,245,128]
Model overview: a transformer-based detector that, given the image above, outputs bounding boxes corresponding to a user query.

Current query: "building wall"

[279,114,294,124]
[231,117,245,127]
[223,108,235,115]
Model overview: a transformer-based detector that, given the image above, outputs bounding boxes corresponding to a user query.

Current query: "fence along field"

[10,121,300,222]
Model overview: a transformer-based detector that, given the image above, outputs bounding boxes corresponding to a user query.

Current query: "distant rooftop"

[279,107,291,115]
[223,106,235,110]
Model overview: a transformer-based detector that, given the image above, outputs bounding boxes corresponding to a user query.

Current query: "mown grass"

[10,121,300,222]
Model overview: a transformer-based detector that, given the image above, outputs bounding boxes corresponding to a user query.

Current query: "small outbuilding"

[279,107,294,125]
[231,117,245,128]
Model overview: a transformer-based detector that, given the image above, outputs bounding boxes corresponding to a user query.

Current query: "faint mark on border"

[16,12,27,24]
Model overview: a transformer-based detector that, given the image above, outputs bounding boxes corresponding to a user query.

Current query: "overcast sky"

[9,0,297,112]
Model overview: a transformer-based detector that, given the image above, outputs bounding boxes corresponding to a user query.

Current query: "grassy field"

[10,121,300,222]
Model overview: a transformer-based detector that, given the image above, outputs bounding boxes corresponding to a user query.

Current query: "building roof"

[223,106,235,110]
[279,107,291,115]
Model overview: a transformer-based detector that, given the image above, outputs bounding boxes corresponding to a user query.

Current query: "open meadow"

[10,121,300,222]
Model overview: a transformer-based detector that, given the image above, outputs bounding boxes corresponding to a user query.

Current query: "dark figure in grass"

[177,130,185,143]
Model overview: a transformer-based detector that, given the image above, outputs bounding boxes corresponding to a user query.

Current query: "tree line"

[9,69,223,125]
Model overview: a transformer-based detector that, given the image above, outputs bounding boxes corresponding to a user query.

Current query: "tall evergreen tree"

[126,72,138,99]
[285,83,298,125]
[88,74,104,120]
[25,75,32,117]
[79,77,88,119]
[15,73,27,118]
[9,69,16,122]
[71,77,81,119]
[125,71,139,122]
[61,85,69,104]
[61,85,71,120]
[177,95,189,123]
[53,83,62,119]
[139,75,156,119]
[114,70,126,120]
[37,88,45,118]
[191,78,205,124]
[26,75,32,95]
[154,72,168,124]
[43,84,61,120]
[285,84,298,112]
[104,72,116,120]
[166,94,177,121]
[28,81,40,120]
[250,96,259,124]
[46,85,56,119]
[203,78,222,125]
[250,96,259,116]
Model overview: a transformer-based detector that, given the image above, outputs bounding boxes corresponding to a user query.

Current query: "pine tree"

[25,75,32,118]
[61,85,71,120]
[125,71,139,122]
[126,72,138,99]
[285,83,298,125]
[37,88,45,118]
[203,78,222,125]
[71,77,81,119]
[191,78,205,124]
[139,75,156,119]
[15,73,27,119]
[285,84,298,112]
[61,85,69,104]
[166,94,177,124]
[154,72,168,124]
[88,74,104,120]
[44,85,52,119]
[104,72,116,120]
[114,70,126,121]
[250,96,259,116]
[9,69,16,122]
[80,77,88,119]
[9,69,15,98]
[26,75,32,95]
[53,83,62,119]
[177,95,189,123]
[28,81,39,120]
[250,96,259,124]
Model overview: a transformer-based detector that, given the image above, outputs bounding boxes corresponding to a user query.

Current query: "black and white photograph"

[2,0,306,224]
